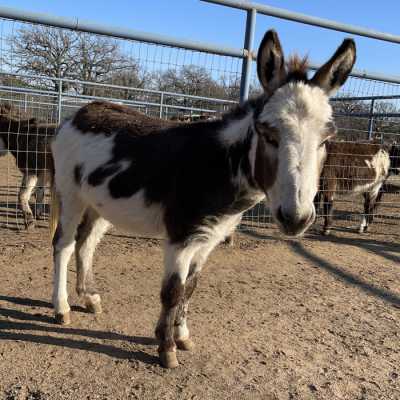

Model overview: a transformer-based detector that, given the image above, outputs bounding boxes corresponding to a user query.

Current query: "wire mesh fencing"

[0,16,241,230]
[0,12,399,236]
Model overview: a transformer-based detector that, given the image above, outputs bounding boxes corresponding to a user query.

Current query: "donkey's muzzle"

[276,206,315,236]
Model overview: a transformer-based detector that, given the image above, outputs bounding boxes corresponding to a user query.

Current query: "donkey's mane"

[286,54,309,83]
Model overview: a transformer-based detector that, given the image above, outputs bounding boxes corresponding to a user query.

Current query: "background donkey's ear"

[310,39,356,95]
[257,30,286,93]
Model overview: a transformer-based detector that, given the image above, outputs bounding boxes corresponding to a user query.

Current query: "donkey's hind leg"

[34,171,47,219]
[19,172,37,229]
[52,195,86,325]
[361,185,384,233]
[359,192,370,233]
[75,208,111,314]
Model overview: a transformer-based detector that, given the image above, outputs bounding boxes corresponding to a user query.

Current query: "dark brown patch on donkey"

[73,101,179,136]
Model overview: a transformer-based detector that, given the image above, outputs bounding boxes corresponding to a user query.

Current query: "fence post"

[159,92,164,118]
[57,80,63,124]
[239,8,256,105]
[367,98,375,140]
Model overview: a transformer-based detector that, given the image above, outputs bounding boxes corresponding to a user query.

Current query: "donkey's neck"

[217,109,263,198]
[218,110,254,147]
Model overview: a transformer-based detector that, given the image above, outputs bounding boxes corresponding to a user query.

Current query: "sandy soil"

[1,152,400,399]
[1,219,400,400]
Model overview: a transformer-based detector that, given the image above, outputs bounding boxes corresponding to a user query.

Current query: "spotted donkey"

[50,30,356,368]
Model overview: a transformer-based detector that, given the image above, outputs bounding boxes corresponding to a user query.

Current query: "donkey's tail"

[49,152,59,242]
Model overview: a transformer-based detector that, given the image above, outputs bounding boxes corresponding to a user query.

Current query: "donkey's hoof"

[85,294,102,314]
[55,312,71,325]
[36,212,45,221]
[322,229,330,236]
[24,217,35,230]
[86,300,102,314]
[224,235,234,247]
[176,338,194,351]
[159,351,179,369]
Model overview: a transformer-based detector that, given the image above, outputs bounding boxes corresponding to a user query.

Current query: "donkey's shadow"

[0,295,159,365]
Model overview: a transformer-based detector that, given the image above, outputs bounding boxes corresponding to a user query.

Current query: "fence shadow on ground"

[240,228,400,308]
[0,295,159,365]
[288,240,400,308]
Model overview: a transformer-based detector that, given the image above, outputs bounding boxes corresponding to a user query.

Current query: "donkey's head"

[253,30,356,236]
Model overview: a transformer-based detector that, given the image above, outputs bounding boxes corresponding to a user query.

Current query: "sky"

[1,0,400,76]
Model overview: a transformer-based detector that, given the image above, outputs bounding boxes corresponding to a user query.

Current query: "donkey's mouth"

[275,207,316,237]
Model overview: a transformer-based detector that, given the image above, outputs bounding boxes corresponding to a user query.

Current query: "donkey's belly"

[83,185,166,238]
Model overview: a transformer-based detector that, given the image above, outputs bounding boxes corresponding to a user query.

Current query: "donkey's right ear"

[310,39,356,95]
[257,30,286,93]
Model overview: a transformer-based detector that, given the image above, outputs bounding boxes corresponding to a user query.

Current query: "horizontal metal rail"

[61,92,224,114]
[331,95,400,102]
[2,6,400,85]
[0,84,57,97]
[308,63,400,85]
[0,85,228,115]
[335,112,400,118]
[0,6,245,59]
[0,70,237,105]
[202,0,400,44]
[202,1,400,85]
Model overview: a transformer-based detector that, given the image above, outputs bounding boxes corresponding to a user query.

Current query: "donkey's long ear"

[257,30,286,93]
[310,39,356,95]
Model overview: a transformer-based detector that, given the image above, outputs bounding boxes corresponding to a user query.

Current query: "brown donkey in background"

[315,141,390,235]
[0,104,56,228]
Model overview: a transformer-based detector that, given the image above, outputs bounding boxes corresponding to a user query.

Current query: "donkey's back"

[52,101,249,239]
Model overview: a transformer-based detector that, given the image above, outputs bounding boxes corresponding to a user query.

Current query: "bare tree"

[154,66,226,97]
[6,26,141,95]
[73,34,139,95]
[6,26,76,91]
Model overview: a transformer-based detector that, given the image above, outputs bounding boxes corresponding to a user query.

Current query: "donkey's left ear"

[310,38,356,95]
[257,30,287,93]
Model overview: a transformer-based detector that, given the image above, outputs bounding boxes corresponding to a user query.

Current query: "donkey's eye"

[265,136,279,148]
[255,121,279,148]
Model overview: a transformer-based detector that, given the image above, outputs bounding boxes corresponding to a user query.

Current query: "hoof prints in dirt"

[4,385,47,400]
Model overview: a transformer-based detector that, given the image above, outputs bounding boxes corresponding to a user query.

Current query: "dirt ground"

[1,155,400,400]
[0,216,400,400]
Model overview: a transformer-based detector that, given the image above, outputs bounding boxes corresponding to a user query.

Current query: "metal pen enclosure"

[0,1,399,235]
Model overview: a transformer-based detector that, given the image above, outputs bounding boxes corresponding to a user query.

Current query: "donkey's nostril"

[278,207,291,223]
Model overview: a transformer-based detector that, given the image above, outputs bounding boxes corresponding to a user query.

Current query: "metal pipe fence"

[0,3,399,236]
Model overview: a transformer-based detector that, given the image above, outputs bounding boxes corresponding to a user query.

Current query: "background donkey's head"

[253,30,356,236]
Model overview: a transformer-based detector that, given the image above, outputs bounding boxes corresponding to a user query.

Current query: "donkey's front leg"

[52,197,86,325]
[173,242,215,351]
[155,243,198,369]
[322,194,334,235]
[174,266,199,351]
